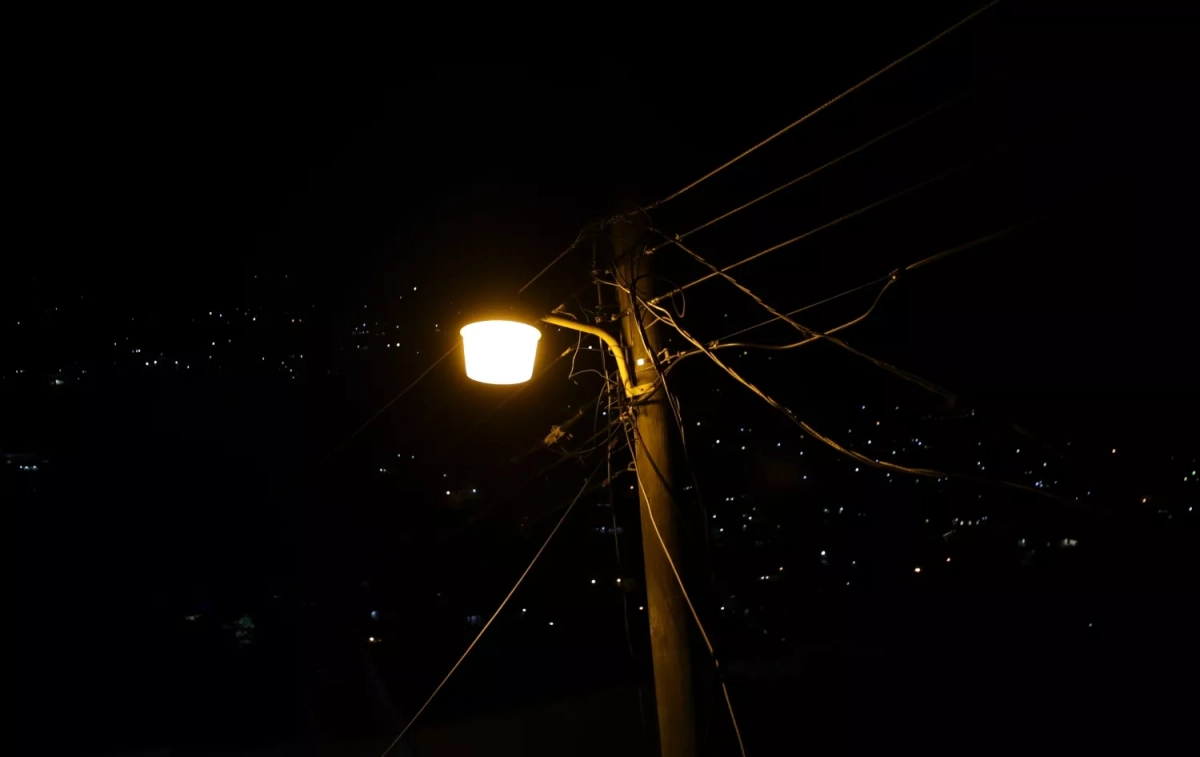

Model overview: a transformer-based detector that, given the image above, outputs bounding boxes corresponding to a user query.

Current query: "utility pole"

[612,215,700,757]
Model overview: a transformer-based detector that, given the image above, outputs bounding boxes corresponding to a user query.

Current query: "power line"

[519,221,605,295]
[636,292,1067,503]
[644,0,1002,210]
[467,417,624,525]
[320,341,460,466]
[690,223,1029,355]
[621,420,747,757]
[649,162,967,305]
[664,234,955,400]
[663,277,896,378]
[649,91,971,252]
[430,346,578,468]
[706,275,891,346]
[377,460,607,757]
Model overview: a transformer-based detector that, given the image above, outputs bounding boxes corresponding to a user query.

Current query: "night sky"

[6,5,1199,756]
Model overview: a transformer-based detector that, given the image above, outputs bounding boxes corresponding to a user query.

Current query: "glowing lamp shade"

[460,320,542,385]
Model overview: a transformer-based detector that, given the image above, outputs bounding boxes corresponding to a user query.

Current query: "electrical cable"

[433,346,578,466]
[467,417,624,524]
[649,91,972,252]
[376,459,607,757]
[635,292,1068,504]
[649,162,967,305]
[617,247,717,566]
[518,442,631,528]
[656,233,955,399]
[665,277,895,373]
[518,222,602,295]
[705,276,891,345]
[644,0,1001,210]
[620,419,748,757]
[319,341,460,466]
[665,223,1028,371]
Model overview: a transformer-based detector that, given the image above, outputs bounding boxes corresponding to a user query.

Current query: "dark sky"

[6,4,1199,754]
[11,4,1197,389]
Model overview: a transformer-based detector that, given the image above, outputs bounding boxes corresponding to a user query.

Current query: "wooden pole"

[612,214,699,757]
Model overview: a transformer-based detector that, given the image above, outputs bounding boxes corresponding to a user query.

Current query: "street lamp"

[459,320,542,385]
[460,315,649,397]
[456,219,698,756]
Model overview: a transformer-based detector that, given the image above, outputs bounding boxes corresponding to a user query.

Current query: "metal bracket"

[627,382,655,397]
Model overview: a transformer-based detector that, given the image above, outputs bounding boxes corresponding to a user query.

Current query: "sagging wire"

[619,416,748,757]
[648,89,975,253]
[648,162,968,306]
[644,0,1001,210]
[662,232,956,400]
[661,223,1028,373]
[319,342,461,467]
[635,290,1070,505]
[377,459,607,757]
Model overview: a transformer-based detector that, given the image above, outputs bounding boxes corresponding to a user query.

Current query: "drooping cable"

[615,246,717,576]
[518,222,602,295]
[650,91,972,252]
[649,162,967,305]
[620,419,748,757]
[320,342,460,466]
[636,293,1067,503]
[467,416,624,525]
[663,234,955,400]
[675,223,1027,362]
[709,276,892,344]
[377,460,606,757]
[644,0,1002,210]
[434,346,578,465]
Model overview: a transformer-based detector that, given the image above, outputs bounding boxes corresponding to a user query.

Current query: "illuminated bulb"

[590,579,596,584]
[1111,449,1116,454]
[639,606,645,611]
[914,567,922,573]
[460,321,541,384]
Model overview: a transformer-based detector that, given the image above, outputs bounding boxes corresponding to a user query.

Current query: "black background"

[5,3,1199,755]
